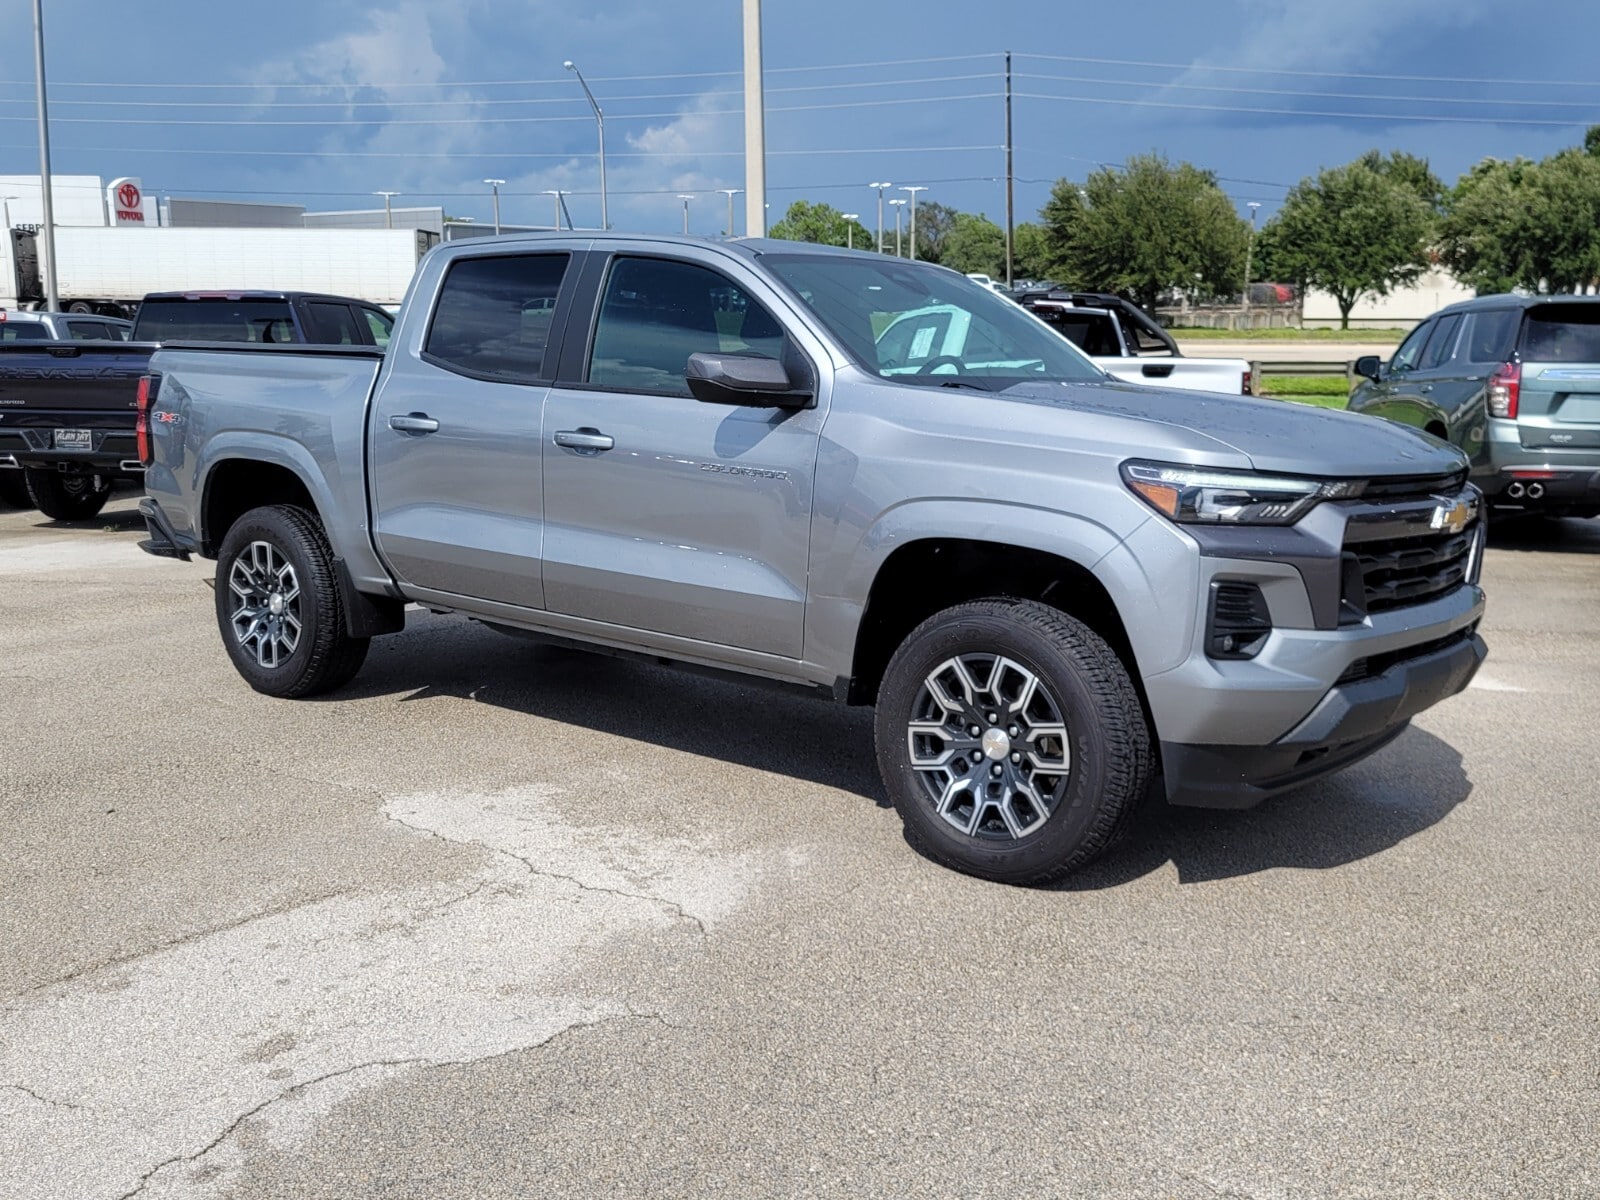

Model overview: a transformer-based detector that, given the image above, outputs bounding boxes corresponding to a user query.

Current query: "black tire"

[874,598,1152,886]
[214,504,369,698]
[0,471,30,509]
[23,469,112,521]
[66,301,94,314]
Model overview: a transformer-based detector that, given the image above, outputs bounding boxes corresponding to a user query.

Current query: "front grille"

[1360,471,1468,502]
[1345,527,1475,614]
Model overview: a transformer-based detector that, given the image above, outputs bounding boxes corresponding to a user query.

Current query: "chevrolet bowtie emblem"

[1430,497,1475,535]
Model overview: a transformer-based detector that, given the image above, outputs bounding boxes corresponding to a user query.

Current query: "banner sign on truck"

[108,178,145,225]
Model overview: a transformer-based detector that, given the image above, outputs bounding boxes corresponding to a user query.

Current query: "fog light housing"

[1208,581,1272,660]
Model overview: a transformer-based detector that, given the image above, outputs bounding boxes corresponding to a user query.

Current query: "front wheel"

[214,504,370,698]
[24,469,111,521]
[874,599,1152,886]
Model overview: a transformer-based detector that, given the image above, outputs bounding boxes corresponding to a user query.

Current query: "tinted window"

[361,308,393,349]
[1389,321,1432,373]
[134,300,298,343]
[1419,314,1461,370]
[0,322,49,341]
[588,257,785,397]
[1031,309,1123,357]
[1518,305,1600,363]
[66,320,114,341]
[425,254,568,383]
[307,302,364,345]
[1459,310,1519,365]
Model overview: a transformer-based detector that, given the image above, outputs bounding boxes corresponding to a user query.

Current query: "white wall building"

[0,174,157,228]
[1303,266,1475,329]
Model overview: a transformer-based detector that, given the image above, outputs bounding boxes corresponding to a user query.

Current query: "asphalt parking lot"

[2,494,1597,1200]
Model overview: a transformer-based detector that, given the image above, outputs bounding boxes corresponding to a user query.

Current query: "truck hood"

[1002,378,1467,479]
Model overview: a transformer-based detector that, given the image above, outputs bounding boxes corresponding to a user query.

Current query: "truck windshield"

[764,254,1105,387]
[133,299,298,344]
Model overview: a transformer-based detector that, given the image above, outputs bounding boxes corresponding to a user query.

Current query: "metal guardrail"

[1248,359,1358,395]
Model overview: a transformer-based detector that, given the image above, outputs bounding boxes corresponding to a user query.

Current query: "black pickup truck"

[0,292,393,518]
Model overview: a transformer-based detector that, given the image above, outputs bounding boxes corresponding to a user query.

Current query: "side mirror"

[686,351,813,409]
[1353,355,1382,383]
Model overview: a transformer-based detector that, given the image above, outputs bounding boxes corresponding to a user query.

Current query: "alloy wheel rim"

[906,654,1071,841]
[227,541,302,669]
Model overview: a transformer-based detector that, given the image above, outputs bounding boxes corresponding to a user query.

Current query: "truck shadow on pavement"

[1059,726,1471,888]
[1487,514,1600,555]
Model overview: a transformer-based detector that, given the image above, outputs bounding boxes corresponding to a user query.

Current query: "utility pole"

[899,185,927,260]
[374,191,399,229]
[678,194,695,235]
[743,0,767,237]
[870,182,891,254]
[842,214,859,250]
[484,179,505,234]
[564,61,608,229]
[718,187,743,237]
[1004,50,1014,290]
[1243,201,1261,323]
[32,0,58,311]
[889,198,906,256]
[542,190,568,230]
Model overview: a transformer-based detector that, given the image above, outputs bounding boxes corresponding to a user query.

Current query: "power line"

[0,142,1000,160]
[1016,72,1600,110]
[1018,91,1599,128]
[1015,52,1600,89]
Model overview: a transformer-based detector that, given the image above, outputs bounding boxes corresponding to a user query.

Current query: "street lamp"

[542,189,569,231]
[373,190,400,229]
[564,60,608,230]
[899,185,927,260]
[1243,201,1262,320]
[678,194,696,235]
[841,213,859,250]
[888,198,907,257]
[717,187,743,237]
[483,178,505,234]
[869,182,891,253]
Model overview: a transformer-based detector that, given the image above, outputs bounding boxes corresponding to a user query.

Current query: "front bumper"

[1161,626,1486,808]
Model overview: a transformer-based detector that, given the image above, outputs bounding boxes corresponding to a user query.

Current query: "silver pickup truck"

[137,234,1486,884]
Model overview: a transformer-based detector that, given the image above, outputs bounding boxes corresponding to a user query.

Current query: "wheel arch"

[200,455,322,557]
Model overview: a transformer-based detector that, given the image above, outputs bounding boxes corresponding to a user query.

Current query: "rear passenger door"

[369,251,575,610]
[539,250,824,660]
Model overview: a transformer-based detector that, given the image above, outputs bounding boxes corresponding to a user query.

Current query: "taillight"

[1242,369,1253,395]
[1486,361,1520,419]
[135,374,157,466]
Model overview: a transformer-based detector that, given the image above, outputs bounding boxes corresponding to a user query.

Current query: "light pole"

[888,198,907,257]
[869,182,891,253]
[841,213,859,250]
[1243,201,1262,320]
[678,194,695,235]
[899,185,927,260]
[542,190,569,231]
[742,0,767,237]
[717,187,743,237]
[374,190,399,229]
[483,178,505,234]
[564,61,608,230]
[32,0,58,311]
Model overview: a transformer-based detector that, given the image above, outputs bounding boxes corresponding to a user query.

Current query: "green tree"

[1440,143,1600,294]
[1012,222,1055,282]
[902,200,959,263]
[1358,149,1445,210]
[768,200,875,251]
[1040,153,1248,311]
[1260,156,1435,328]
[939,212,1006,278]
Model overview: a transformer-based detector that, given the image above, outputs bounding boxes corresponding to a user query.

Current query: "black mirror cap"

[1353,354,1382,382]
[686,351,814,409]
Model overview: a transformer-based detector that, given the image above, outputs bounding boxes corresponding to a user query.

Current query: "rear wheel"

[0,471,30,509]
[214,504,369,698]
[24,469,111,521]
[874,599,1152,886]
[65,301,93,314]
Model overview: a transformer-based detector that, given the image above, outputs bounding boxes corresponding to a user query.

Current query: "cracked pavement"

[2,496,1599,1199]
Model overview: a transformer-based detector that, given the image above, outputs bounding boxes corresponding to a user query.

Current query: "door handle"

[553,428,614,453]
[389,413,440,434]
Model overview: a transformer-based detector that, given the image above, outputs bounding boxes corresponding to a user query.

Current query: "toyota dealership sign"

[107,177,145,225]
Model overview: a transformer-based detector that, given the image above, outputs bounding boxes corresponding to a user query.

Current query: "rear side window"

[424,254,569,383]
[66,320,115,341]
[306,302,364,345]
[1518,305,1600,362]
[1459,310,1519,365]
[361,308,393,349]
[134,300,298,343]
[0,322,48,341]
[1419,314,1461,370]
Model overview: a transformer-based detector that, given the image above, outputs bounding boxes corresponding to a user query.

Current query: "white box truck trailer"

[1,226,434,317]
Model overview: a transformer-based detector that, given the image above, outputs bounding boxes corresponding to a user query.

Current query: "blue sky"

[2,0,1598,234]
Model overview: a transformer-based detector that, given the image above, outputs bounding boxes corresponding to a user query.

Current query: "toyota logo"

[117,182,141,210]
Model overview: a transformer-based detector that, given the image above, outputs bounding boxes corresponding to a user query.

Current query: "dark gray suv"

[1349,295,1600,517]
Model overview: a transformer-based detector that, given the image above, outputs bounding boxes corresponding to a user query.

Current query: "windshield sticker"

[910,326,937,360]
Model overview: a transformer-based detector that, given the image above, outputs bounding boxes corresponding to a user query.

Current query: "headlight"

[1121,460,1361,525]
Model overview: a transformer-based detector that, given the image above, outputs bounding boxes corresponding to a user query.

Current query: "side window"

[0,323,48,341]
[66,321,113,340]
[424,253,569,383]
[361,308,393,349]
[1459,310,1519,365]
[1389,321,1432,374]
[1419,314,1462,371]
[588,257,786,397]
[306,302,363,346]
